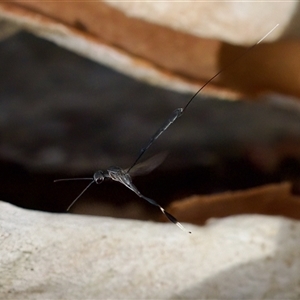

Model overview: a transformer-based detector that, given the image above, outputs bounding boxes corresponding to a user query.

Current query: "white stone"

[1,201,300,299]
[106,1,296,44]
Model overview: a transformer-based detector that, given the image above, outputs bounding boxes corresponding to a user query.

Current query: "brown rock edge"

[167,182,300,225]
[1,2,300,98]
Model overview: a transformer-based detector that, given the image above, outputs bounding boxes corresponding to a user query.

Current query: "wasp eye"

[95,177,103,184]
[93,171,104,184]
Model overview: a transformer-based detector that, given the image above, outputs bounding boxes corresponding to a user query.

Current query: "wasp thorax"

[93,170,105,184]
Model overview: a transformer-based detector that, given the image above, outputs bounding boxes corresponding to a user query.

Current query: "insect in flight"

[55,24,279,233]
[54,153,190,232]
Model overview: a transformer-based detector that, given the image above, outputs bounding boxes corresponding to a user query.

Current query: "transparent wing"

[127,108,182,173]
[125,152,168,177]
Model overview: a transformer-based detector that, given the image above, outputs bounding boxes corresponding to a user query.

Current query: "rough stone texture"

[1,200,300,299]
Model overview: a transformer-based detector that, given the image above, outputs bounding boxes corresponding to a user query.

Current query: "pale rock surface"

[0,2,299,97]
[0,4,201,95]
[106,1,296,44]
[1,201,300,299]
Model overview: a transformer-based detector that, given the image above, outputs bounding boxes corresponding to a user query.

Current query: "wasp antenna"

[66,181,94,211]
[257,23,279,44]
[127,24,280,170]
[54,178,93,183]
[182,23,280,112]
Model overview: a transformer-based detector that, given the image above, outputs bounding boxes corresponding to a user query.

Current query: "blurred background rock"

[1,2,300,221]
[1,31,300,220]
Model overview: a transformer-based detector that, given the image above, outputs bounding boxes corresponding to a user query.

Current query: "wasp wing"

[125,152,168,177]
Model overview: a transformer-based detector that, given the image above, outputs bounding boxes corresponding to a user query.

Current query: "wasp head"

[93,170,105,184]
